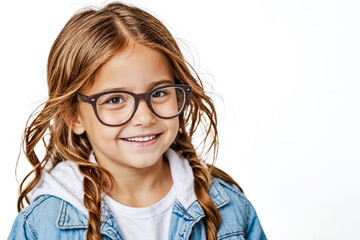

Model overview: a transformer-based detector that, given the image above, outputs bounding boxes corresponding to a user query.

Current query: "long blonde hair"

[17,2,243,239]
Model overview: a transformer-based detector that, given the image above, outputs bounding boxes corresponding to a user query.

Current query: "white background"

[1,0,359,239]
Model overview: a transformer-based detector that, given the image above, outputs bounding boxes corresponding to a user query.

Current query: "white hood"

[29,149,197,216]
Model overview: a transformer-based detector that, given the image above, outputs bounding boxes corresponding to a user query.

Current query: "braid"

[190,159,221,240]
[174,132,221,240]
[17,98,110,240]
[79,165,103,240]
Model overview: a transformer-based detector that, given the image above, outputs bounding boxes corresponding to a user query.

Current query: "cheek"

[166,118,180,137]
[85,125,122,152]
[80,107,121,141]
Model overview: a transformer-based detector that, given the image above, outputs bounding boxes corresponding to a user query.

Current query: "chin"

[126,155,161,169]
[130,161,158,169]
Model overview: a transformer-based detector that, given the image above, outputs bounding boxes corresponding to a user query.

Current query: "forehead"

[84,43,173,95]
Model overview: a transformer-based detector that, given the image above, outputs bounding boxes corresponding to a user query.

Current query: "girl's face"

[73,43,179,171]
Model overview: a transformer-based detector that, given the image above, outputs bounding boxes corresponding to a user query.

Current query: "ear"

[63,110,86,135]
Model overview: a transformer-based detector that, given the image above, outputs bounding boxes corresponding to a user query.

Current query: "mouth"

[121,133,160,142]
[120,133,161,146]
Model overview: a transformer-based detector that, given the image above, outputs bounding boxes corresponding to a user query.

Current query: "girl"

[9,2,267,240]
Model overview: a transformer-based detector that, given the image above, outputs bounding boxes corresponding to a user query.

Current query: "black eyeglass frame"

[77,84,192,127]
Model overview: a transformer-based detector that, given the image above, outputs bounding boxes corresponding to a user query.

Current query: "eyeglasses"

[77,84,192,127]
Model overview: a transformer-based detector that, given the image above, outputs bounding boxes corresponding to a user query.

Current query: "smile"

[120,133,162,147]
[125,135,156,142]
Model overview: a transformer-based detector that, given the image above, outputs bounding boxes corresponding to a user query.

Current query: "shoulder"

[21,195,63,220]
[211,177,267,239]
[8,195,61,239]
[211,177,248,223]
[212,177,247,207]
[8,195,87,240]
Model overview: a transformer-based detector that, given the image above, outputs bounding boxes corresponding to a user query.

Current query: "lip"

[119,133,162,147]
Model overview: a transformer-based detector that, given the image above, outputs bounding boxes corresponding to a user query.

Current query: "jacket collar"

[172,177,229,221]
[57,198,123,239]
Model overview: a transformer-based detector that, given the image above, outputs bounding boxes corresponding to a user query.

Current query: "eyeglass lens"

[96,86,186,125]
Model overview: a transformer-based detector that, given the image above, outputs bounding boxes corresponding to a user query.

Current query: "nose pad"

[130,99,156,126]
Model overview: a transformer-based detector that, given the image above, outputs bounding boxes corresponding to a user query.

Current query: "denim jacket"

[8,177,267,240]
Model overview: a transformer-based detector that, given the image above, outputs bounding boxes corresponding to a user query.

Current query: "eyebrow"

[100,79,175,93]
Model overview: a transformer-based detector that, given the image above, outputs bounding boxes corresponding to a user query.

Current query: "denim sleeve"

[8,212,35,240]
[245,198,267,240]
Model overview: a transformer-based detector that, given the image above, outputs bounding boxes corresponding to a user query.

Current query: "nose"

[130,99,156,126]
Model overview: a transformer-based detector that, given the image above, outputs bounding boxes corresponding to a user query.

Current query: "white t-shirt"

[104,184,176,240]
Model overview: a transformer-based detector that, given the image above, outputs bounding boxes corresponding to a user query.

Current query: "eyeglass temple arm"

[77,93,91,103]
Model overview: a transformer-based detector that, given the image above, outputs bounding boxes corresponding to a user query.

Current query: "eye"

[152,90,168,98]
[106,96,125,104]
[98,92,131,108]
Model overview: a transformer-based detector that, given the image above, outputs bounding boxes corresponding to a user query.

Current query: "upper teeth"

[126,135,156,142]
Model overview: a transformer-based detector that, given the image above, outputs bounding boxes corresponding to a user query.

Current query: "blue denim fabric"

[8,177,267,240]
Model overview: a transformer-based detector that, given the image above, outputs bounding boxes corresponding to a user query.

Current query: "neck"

[99,155,173,207]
